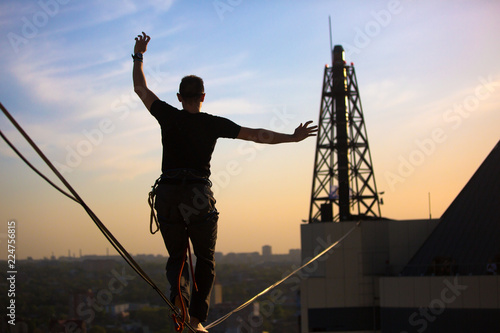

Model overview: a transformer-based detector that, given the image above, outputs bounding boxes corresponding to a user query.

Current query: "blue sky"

[1,0,499,259]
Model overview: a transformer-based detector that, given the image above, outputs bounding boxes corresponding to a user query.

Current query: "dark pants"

[154,181,218,322]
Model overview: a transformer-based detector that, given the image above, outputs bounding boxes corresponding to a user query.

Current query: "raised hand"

[134,32,151,54]
[292,121,318,142]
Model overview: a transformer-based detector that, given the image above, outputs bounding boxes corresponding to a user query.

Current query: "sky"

[1,0,499,260]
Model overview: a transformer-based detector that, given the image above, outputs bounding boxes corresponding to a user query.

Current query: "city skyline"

[1,1,499,260]
[24,244,298,259]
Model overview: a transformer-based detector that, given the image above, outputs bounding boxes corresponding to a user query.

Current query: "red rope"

[172,247,188,332]
[172,236,198,331]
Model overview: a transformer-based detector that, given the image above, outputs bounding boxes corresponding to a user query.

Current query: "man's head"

[177,75,205,110]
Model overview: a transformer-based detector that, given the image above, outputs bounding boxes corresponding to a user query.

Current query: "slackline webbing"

[0,129,78,203]
[0,102,197,333]
[1,101,361,331]
[204,220,361,330]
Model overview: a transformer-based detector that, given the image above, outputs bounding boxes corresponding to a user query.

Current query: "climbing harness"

[148,170,212,234]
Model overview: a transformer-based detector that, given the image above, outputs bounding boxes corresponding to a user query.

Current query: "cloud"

[0,2,37,30]
[143,0,176,12]
[46,0,139,34]
[363,78,419,116]
[416,73,500,126]
[0,0,179,60]
[203,98,271,117]
[79,123,161,181]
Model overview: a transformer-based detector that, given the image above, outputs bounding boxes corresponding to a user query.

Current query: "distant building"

[82,259,118,272]
[262,245,272,258]
[208,302,263,333]
[69,290,94,320]
[214,248,301,264]
[107,303,130,317]
[211,283,223,306]
[222,252,261,264]
[300,141,500,332]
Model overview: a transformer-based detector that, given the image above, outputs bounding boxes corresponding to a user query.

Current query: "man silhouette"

[133,32,316,332]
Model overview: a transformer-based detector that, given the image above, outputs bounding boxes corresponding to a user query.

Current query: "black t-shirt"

[150,100,241,177]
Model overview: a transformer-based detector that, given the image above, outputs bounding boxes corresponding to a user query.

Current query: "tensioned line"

[1,101,361,331]
[205,220,360,329]
[0,102,197,333]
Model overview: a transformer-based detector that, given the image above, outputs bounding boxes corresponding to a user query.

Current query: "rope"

[0,130,78,203]
[0,102,196,333]
[204,220,361,330]
[172,247,188,332]
[148,176,161,234]
[172,236,198,332]
[1,101,361,331]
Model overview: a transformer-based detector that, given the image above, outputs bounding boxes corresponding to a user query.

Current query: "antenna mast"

[308,22,382,222]
[329,16,334,66]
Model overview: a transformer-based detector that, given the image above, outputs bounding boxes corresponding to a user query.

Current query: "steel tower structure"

[308,45,381,223]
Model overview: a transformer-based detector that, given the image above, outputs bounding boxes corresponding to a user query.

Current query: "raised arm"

[133,32,159,111]
[237,121,317,144]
